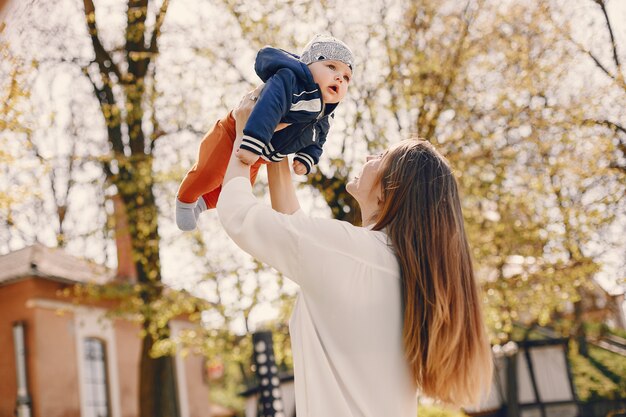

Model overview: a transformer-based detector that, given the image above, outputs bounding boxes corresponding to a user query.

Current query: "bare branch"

[595,0,622,73]
[583,118,626,135]
[80,64,125,156]
[192,44,256,88]
[549,7,624,89]
[423,0,475,141]
[583,117,626,172]
[380,1,403,134]
[148,0,170,55]
[125,0,149,79]
[586,47,615,79]
[82,0,125,83]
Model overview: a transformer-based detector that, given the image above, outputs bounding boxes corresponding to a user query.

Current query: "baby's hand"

[236,148,260,165]
[293,160,308,175]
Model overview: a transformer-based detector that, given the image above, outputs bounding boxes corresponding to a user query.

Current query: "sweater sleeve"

[217,177,398,293]
[217,177,302,279]
[241,68,295,155]
[293,116,330,174]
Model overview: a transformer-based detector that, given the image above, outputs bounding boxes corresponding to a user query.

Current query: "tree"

[0,22,38,248]
[76,1,187,415]
[551,0,626,174]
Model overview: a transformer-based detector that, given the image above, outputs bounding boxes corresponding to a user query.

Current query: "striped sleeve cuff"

[294,152,315,174]
[240,135,266,155]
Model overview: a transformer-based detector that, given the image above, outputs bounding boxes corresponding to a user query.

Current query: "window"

[83,338,111,417]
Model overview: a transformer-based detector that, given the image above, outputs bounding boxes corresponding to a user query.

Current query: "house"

[574,279,626,330]
[0,243,234,417]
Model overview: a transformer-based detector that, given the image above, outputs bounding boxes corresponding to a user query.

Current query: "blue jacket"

[240,47,339,174]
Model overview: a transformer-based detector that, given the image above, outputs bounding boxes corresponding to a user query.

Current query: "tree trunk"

[139,325,180,417]
[117,156,180,416]
[81,0,177,413]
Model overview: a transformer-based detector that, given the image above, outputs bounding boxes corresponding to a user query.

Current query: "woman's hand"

[223,87,264,185]
[233,84,264,135]
[227,85,300,214]
[233,85,264,165]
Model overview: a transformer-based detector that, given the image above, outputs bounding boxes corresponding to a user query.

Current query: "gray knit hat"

[300,34,354,72]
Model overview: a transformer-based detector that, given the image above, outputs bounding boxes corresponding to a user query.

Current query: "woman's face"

[346,153,385,208]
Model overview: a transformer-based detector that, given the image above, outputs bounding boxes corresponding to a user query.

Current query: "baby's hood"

[254,47,312,84]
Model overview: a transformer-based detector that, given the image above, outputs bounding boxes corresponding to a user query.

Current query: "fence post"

[252,331,285,417]
[506,351,520,417]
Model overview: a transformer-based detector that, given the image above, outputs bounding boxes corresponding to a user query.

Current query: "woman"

[217,90,493,416]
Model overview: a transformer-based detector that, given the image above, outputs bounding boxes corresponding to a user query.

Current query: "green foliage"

[0,25,31,136]
[418,404,468,417]
[64,282,209,343]
[587,345,626,395]
[509,324,552,342]
[0,23,40,232]
[610,327,626,340]
[176,323,293,411]
[583,321,626,341]
[568,341,625,401]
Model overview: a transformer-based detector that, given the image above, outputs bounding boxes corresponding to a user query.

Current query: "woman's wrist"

[268,159,301,215]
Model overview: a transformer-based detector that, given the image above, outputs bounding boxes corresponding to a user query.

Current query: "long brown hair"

[373,139,492,406]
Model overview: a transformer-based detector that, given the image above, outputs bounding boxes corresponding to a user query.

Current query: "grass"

[568,341,625,401]
[587,345,626,393]
[418,404,469,417]
[583,321,626,340]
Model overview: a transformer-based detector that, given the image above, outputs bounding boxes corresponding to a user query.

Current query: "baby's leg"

[249,159,269,185]
[177,111,237,203]
[201,158,268,209]
[176,111,236,231]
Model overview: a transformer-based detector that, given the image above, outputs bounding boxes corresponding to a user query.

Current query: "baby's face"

[308,60,352,104]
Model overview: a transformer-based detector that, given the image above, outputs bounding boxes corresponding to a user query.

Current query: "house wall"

[185,354,211,417]
[0,279,36,417]
[32,305,81,417]
[170,320,212,417]
[114,318,142,417]
[1,277,216,417]
[114,318,213,417]
[0,278,81,417]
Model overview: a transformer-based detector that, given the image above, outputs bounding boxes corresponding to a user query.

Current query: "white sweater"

[217,177,418,417]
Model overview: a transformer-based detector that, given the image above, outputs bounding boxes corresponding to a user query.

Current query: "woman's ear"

[375,186,384,207]
[376,194,384,209]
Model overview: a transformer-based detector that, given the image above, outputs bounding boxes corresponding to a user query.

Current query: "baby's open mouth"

[329,85,338,93]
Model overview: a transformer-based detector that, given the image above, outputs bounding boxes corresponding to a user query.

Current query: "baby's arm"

[237,120,291,165]
[239,69,294,162]
[292,117,330,175]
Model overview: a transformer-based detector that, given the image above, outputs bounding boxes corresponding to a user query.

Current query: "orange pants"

[177,111,267,209]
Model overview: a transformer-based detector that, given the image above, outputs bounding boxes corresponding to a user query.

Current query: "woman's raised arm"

[267,159,301,215]
[223,84,300,214]
[223,88,261,186]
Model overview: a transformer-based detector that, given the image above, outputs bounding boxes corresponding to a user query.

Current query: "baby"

[176,34,354,231]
